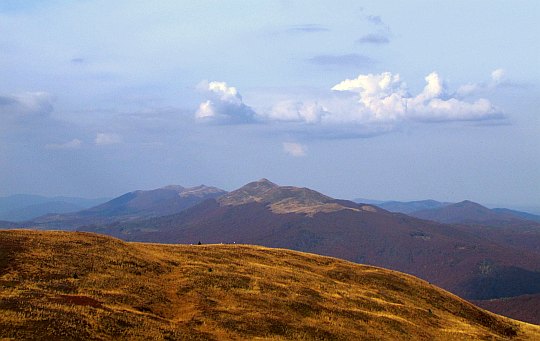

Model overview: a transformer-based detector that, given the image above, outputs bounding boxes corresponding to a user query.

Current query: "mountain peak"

[412,199,504,224]
[253,178,279,188]
[161,185,185,192]
[219,180,363,216]
[456,200,482,206]
[179,185,226,198]
[218,179,279,206]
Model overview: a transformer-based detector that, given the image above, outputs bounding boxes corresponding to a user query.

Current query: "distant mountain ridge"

[360,198,540,225]
[410,200,540,226]
[492,208,540,223]
[0,194,109,222]
[28,185,226,230]
[374,199,450,214]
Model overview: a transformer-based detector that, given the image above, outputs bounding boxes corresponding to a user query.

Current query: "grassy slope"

[0,230,539,340]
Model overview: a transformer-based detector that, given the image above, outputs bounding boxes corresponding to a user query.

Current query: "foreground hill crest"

[1,230,539,340]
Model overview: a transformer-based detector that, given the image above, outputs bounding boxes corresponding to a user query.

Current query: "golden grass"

[1,229,539,340]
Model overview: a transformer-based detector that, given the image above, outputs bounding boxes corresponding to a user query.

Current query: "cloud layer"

[194,71,505,137]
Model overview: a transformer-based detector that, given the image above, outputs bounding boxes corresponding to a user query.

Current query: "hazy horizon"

[1,1,538,208]
[2,179,540,215]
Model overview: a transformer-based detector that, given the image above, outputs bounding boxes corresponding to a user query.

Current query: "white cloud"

[195,80,256,124]
[45,139,82,150]
[194,72,505,138]
[95,132,122,145]
[266,101,328,124]
[283,142,307,157]
[331,71,501,123]
[491,68,506,84]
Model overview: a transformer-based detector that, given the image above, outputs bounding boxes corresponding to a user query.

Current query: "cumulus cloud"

[283,142,307,157]
[195,71,505,137]
[491,69,505,84]
[195,81,256,124]
[0,92,54,119]
[330,71,502,123]
[45,139,82,150]
[307,54,374,68]
[95,132,122,145]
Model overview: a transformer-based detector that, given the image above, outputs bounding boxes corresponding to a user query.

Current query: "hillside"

[29,185,226,230]
[1,230,539,340]
[409,200,540,254]
[411,200,532,226]
[88,181,540,304]
[492,208,540,223]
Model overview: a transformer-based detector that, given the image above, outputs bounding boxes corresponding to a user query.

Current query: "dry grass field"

[1,229,539,340]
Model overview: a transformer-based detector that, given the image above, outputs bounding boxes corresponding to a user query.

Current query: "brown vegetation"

[1,230,539,340]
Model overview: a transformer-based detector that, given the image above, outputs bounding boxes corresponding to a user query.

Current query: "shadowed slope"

[473,294,540,326]
[29,185,226,230]
[1,230,539,340]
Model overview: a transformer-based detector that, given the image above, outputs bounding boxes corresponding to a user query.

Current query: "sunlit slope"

[1,230,539,340]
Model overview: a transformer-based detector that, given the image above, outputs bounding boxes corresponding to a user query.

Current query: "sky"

[1,1,539,208]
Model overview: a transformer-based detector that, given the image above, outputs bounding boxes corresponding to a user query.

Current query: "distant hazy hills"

[2,230,537,340]
[411,200,540,226]
[361,198,540,225]
[0,194,109,222]
[370,199,450,214]
[28,185,226,230]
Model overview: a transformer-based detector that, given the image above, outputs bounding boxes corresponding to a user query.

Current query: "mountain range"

[28,185,226,230]
[3,179,540,324]
[361,198,540,224]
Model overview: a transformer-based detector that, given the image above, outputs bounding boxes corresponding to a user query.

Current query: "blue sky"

[1,1,539,208]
